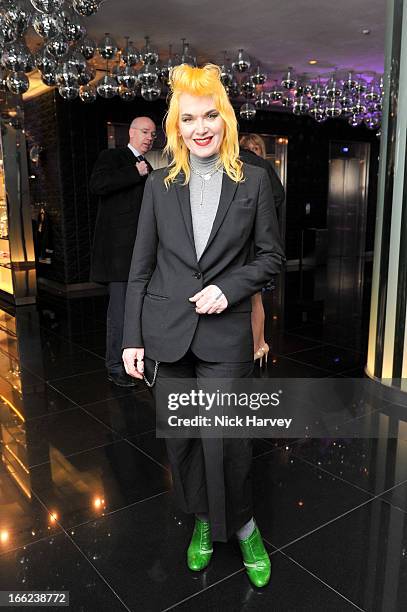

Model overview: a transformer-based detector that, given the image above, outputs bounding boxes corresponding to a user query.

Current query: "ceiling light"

[362,29,371,35]
[308,59,318,65]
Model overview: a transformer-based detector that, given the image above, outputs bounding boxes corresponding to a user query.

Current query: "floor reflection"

[0,267,406,611]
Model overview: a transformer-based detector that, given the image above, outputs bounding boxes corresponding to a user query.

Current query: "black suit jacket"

[122,163,285,363]
[89,147,153,283]
[239,147,285,210]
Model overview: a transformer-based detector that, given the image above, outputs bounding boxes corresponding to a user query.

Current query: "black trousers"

[145,350,254,542]
[106,281,127,374]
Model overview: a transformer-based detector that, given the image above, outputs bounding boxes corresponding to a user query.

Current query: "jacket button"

[193,272,202,279]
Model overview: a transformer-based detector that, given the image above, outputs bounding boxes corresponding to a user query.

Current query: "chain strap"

[143,360,160,387]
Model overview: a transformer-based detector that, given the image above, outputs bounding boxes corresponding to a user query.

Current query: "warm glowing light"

[272,315,278,320]
[49,512,58,523]
[298,500,304,507]
[0,530,9,543]
[0,394,25,422]
[275,160,281,165]
[308,59,318,65]
[93,497,105,510]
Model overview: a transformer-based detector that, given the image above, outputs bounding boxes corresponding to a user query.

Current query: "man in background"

[90,116,156,387]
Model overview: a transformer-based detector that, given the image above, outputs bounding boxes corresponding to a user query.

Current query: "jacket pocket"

[145,292,169,301]
[233,197,254,208]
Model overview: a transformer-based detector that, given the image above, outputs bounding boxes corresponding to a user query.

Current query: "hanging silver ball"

[35,46,56,71]
[251,65,267,85]
[96,74,118,98]
[141,82,161,101]
[116,65,138,89]
[339,94,354,116]
[254,91,270,108]
[240,78,256,97]
[309,106,326,122]
[293,95,310,115]
[78,66,94,85]
[158,61,170,85]
[79,83,96,102]
[239,102,256,120]
[30,0,64,14]
[281,95,293,108]
[41,68,56,86]
[6,70,29,94]
[138,63,158,86]
[79,37,96,60]
[225,79,240,98]
[295,82,312,96]
[46,34,69,59]
[311,85,326,105]
[2,40,34,73]
[72,0,100,18]
[281,69,296,90]
[325,101,342,118]
[269,87,282,102]
[343,72,356,91]
[118,85,137,101]
[121,40,139,67]
[354,78,367,94]
[232,49,250,73]
[59,6,86,42]
[55,61,78,87]
[364,112,381,130]
[65,49,87,74]
[58,84,79,100]
[140,36,159,65]
[325,79,342,99]
[0,17,18,44]
[32,12,61,39]
[348,113,363,127]
[352,100,367,115]
[220,64,233,87]
[4,0,32,36]
[97,32,118,60]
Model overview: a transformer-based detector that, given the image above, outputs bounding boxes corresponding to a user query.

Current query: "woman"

[240,132,267,160]
[122,64,284,588]
[239,133,277,366]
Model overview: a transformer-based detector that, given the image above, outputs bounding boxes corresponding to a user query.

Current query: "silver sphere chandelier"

[0,2,385,124]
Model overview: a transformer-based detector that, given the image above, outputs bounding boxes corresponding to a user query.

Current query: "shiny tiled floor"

[1,270,407,611]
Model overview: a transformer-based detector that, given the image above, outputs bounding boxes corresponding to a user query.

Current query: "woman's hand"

[189,285,228,314]
[122,348,145,379]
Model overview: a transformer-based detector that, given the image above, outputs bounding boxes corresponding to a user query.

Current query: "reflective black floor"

[1,268,407,611]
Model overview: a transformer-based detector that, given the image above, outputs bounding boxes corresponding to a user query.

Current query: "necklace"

[190,164,220,206]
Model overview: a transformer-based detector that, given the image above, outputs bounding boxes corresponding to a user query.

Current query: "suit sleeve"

[216,169,286,305]
[267,162,285,209]
[89,149,144,196]
[121,175,157,348]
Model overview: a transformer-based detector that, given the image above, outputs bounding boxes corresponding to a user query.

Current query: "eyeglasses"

[131,127,157,140]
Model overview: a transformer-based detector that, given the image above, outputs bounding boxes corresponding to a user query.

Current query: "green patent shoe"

[187,518,213,571]
[238,525,271,587]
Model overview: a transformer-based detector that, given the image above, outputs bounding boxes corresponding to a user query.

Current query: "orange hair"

[163,63,243,187]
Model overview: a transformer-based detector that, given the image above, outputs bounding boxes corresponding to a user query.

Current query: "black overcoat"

[89,147,152,283]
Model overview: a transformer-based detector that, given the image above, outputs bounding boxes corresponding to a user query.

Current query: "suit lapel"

[174,176,196,255]
[200,171,238,258]
[124,146,137,162]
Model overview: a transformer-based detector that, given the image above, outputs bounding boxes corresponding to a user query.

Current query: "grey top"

[189,152,223,260]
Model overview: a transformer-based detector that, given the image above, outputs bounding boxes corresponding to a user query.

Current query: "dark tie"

[135,155,145,162]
